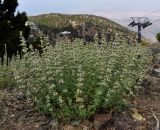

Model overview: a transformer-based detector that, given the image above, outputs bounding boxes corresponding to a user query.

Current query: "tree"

[156,33,160,42]
[0,0,30,65]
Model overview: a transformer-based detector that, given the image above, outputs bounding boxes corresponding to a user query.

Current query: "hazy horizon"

[18,0,160,19]
[18,0,160,42]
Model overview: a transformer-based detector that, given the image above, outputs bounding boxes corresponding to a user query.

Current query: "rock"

[63,125,77,130]
[81,120,94,130]
[49,118,59,130]
[153,53,160,64]
[153,68,160,78]
[17,92,25,100]
[81,125,89,130]
[151,48,160,55]
[94,114,112,130]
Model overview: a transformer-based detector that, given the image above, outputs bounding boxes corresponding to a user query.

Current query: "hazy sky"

[18,0,160,18]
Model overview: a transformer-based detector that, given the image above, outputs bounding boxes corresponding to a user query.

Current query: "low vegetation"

[0,9,153,124]
[10,39,152,120]
[0,66,16,89]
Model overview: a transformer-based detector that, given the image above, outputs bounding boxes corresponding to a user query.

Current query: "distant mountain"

[111,18,160,42]
[90,10,160,42]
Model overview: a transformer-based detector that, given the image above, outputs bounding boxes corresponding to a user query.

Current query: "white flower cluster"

[10,39,152,118]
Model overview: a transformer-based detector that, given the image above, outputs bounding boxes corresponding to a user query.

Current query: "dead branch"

[153,113,159,130]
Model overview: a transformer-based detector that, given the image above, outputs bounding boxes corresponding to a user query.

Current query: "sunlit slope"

[29,13,137,44]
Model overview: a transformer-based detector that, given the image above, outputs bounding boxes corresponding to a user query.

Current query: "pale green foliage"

[0,66,16,89]
[11,39,152,119]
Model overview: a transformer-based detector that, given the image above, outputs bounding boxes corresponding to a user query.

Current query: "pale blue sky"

[18,0,160,18]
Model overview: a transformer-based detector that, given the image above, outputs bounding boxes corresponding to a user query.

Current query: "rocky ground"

[0,44,160,130]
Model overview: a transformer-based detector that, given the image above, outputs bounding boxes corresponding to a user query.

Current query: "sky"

[17,0,160,41]
[18,0,160,19]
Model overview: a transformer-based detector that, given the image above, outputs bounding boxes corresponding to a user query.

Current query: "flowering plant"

[11,39,152,119]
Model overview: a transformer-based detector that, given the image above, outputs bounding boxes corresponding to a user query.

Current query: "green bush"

[12,39,152,119]
[0,66,16,89]
[156,33,160,42]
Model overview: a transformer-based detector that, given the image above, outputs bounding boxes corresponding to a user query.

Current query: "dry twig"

[153,113,160,130]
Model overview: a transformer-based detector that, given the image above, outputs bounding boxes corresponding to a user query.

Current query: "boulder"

[153,68,160,78]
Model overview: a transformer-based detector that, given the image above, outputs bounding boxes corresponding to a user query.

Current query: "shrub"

[156,33,160,42]
[0,66,16,89]
[12,39,152,119]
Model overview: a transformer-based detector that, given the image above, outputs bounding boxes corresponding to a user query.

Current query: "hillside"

[29,13,138,45]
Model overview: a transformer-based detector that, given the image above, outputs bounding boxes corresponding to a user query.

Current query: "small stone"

[94,114,112,130]
[35,124,39,128]
[153,68,160,78]
[81,125,89,130]
[63,125,76,130]
[17,92,25,100]
[10,114,15,118]
[81,120,93,129]
[154,53,160,64]
[49,118,59,129]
